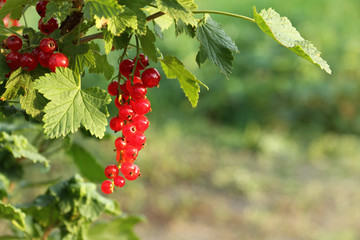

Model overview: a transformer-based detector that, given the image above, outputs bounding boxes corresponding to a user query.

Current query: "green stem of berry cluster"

[0,25,22,38]
[192,10,255,22]
[130,36,140,80]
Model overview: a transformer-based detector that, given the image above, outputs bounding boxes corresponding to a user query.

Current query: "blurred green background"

[7,0,360,239]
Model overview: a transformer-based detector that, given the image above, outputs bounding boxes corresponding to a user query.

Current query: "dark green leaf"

[67,143,104,182]
[43,1,72,23]
[139,27,158,62]
[0,54,11,84]
[19,80,48,120]
[34,68,111,139]
[0,173,9,199]
[196,15,239,78]
[160,56,208,107]
[62,44,96,74]
[156,0,197,26]
[0,0,31,20]
[175,19,195,38]
[253,7,331,74]
[0,202,26,231]
[88,215,144,240]
[89,43,115,80]
[83,0,123,20]
[1,69,31,101]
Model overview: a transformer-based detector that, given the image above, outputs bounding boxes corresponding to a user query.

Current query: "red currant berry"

[118,103,134,121]
[109,117,124,132]
[123,145,138,161]
[121,162,140,181]
[101,180,114,194]
[132,75,142,84]
[127,131,146,149]
[114,176,125,188]
[133,53,149,70]
[114,96,122,109]
[131,98,151,115]
[36,1,49,17]
[141,68,161,88]
[20,53,38,71]
[119,83,129,95]
[130,83,147,100]
[38,51,52,68]
[122,123,137,138]
[132,115,149,132]
[38,17,58,35]
[39,37,57,53]
[104,164,119,179]
[6,51,21,70]
[107,81,118,96]
[48,53,69,72]
[6,35,22,52]
[32,47,42,57]
[115,137,127,150]
[119,59,134,77]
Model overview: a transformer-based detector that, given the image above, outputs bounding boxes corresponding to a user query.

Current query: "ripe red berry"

[20,53,38,71]
[132,115,149,132]
[114,176,125,188]
[141,68,161,88]
[107,81,118,96]
[122,123,137,138]
[109,117,124,132]
[132,76,142,84]
[38,17,58,35]
[32,47,42,57]
[48,53,69,72]
[36,1,49,17]
[6,35,22,52]
[39,37,57,53]
[133,53,149,70]
[38,51,52,68]
[6,52,21,70]
[131,98,151,115]
[123,145,138,161]
[130,83,147,100]
[121,162,140,181]
[101,180,114,194]
[119,59,134,77]
[104,164,119,179]
[127,131,146,149]
[115,137,127,150]
[118,103,134,121]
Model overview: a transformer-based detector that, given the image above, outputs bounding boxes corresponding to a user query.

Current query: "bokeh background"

[12,0,360,239]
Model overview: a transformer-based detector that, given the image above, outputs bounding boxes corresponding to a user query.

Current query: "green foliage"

[34,68,111,139]
[63,43,96,75]
[0,173,9,199]
[67,143,104,182]
[0,0,32,20]
[253,7,331,74]
[0,202,26,231]
[43,1,72,23]
[156,0,197,26]
[0,55,10,84]
[139,27,158,62]
[88,42,115,80]
[1,69,31,101]
[0,132,48,167]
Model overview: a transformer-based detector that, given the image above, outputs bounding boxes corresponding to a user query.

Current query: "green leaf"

[89,43,115,80]
[67,143,104,182]
[253,7,331,74]
[1,69,31,101]
[139,27,158,62]
[103,30,114,55]
[145,6,173,32]
[0,132,49,167]
[43,1,72,23]
[0,173,9,199]
[0,54,11,84]
[19,80,48,120]
[160,56,208,107]
[196,15,239,79]
[88,215,144,240]
[83,0,123,20]
[62,44,96,74]
[175,19,196,38]
[0,0,30,20]
[106,7,138,36]
[119,0,150,35]
[0,202,26,231]
[34,68,111,139]
[156,0,197,26]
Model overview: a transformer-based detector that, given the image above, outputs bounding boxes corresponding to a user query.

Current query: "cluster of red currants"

[1,0,21,28]
[3,1,68,76]
[36,1,59,35]
[101,54,161,194]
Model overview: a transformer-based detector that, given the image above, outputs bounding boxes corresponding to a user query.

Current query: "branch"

[192,10,255,23]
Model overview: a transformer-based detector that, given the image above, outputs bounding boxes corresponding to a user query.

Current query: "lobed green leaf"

[83,0,123,21]
[43,1,72,23]
[0,0,31,20]
[0,202,27,231]
[1,69,31,101]
[139,27,158,62]
[156,0,197,26]
[253,7,331,74]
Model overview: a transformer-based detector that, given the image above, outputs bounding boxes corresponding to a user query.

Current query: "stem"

[22,13,28,28]
[78,32,103,44]
[0,25,22,38]
[146,11,165,22]
[192,10,255,23]
[130,35,140,81]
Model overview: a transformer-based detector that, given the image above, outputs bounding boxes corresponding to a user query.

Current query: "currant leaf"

[253,7,331,74]
[83,0,123,20]
[156,0,197,26]
[67,143,104,182]
[0,202,26,231]
[106,7,138,36]
[0,55,10,84]
[145,6,173,32]
[139,27,158,62]
[34,68,111,139]
[89,43,114,80]
[43,1,72,23]
[62,44,96,74]
[160,56,208,107]
[0,173,9,199]
[0,132,49,167]
[0,0,30,20]
[120,0,150,35]
[196,15,239,79]
[1,68,31,101]
[19,80,48,120]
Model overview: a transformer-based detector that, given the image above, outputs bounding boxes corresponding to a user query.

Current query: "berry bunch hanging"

[101,54,161,194]
[3,1,68,77]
